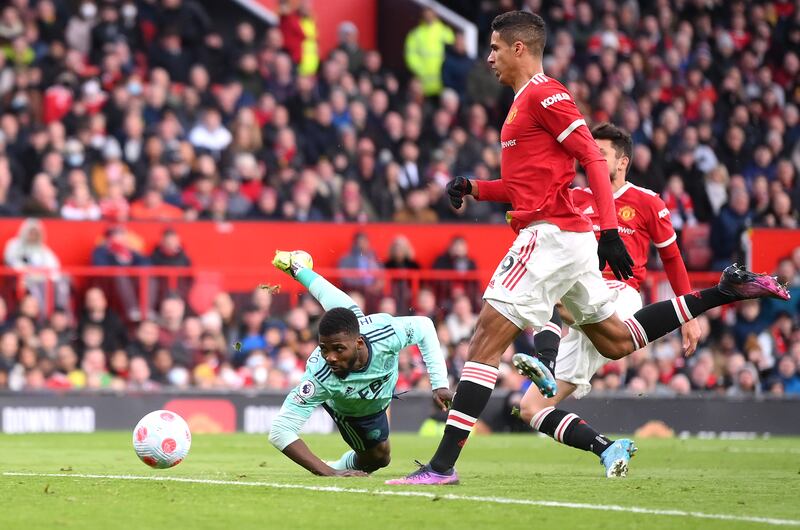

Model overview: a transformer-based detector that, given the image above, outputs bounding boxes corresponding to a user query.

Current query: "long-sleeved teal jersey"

[268,269,449,451]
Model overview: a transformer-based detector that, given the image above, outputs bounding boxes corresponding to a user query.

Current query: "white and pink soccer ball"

[132,410,192,469]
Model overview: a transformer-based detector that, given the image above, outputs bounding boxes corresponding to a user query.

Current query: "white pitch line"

[684,446,800,455]
[4,472,799,527]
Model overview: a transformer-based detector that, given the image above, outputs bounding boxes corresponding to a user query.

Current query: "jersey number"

[497,255,515,276]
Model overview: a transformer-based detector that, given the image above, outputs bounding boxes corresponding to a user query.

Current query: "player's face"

[595,139,624,181]
[487,31,514,86]
[318,331,362,378]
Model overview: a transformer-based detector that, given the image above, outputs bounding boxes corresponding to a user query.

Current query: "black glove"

[446,176,472,209]
[597,229,634,280]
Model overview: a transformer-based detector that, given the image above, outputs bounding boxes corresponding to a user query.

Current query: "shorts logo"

[618,206,636,221]
[366,429,382,441]
[505,107,518,124]
[299,380,316,398]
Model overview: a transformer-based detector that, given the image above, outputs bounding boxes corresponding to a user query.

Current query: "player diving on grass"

[268,250,454,476]
[511,122,701,477]
[386,11,789,486]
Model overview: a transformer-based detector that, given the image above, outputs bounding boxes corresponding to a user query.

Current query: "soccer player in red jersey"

[511,122,701,477]
[386,11,788,486]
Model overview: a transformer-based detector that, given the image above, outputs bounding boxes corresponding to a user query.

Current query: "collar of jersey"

[350,334,374,374]
[514,71,546,100]
[613,182,632,199]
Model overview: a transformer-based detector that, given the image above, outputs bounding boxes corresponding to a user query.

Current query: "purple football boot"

[718,263,790,301]
[384,461,459,486]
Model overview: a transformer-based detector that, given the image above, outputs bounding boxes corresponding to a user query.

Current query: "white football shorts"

[483,222,617,330]
[556,280,643,398]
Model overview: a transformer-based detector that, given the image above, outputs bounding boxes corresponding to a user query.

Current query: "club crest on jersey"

[618,205,636,221]
[506,107,518,124]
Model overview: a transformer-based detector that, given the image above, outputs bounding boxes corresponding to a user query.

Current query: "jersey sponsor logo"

[501,138,517,149]
[307,356,319,363]
[505,107,518,124]
[299,380,316,398]
[619,226,636,235]
[618,205,636,221]
[658,208,670,219]
[540,92,571,109]
[357,373,392,400]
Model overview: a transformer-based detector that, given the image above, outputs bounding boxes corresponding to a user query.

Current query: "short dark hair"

[318,307,359,338]
[591,122,633,171]
[490,11,546,56]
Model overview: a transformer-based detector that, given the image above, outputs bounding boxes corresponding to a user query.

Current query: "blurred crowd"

[0,0,799,397]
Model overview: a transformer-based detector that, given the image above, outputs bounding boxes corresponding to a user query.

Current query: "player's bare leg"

[356,440,391,473]
[385,303,520,485]
[327,441,391,473]
[582,264,790,360]
[518,378,575,420]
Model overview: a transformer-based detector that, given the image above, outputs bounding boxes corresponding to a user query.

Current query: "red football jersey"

[496,73,613,233]
[571,182,677,291]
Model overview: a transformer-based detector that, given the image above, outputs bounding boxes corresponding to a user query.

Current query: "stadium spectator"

[444,294,477,344]
[3,218,69,310]
[404,8,454,98]
[431,235,478,304]
[91,225,151,320]
[337,231,383,305]
[129,188,184,221]
[336,21,363,74]
[710,189,752,270]
[78,287,127,352]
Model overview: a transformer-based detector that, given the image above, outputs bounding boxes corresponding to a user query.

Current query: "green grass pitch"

[1,432,798,529]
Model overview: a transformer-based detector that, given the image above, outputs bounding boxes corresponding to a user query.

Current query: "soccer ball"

[132,410,191,469]
[291,250,314,270]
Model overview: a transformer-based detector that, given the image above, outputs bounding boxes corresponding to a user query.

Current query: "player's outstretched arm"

[269,384,367,477]
[392,316,453,410]
[273,250,365,316]
[281,439,366,477]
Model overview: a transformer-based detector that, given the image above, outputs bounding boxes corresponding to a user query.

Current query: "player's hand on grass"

[332,469,369,477]
[432,387,454,412]
[597,229,634,280]
[680,319,701,357]
[446,176,472,209]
